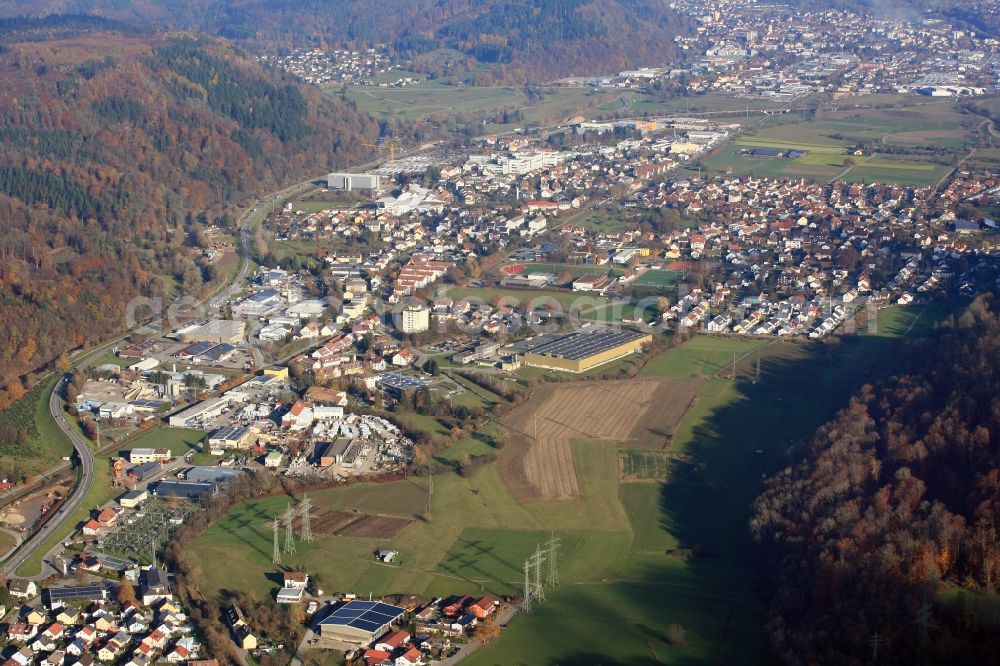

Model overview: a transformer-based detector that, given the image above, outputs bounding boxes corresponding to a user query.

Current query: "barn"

[317,600,405,644]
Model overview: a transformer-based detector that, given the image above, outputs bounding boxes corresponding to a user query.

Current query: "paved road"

[0,182,283,579]
[0,377,95,578]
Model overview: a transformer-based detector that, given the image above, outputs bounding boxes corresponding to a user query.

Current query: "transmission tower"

[299,495,314,543]
[283,503,297,556]
[271,519,281,565]
[522,558,532,613]
[915,598,935,642]
[545,532,561,588]
[532,544,546,603]
[868,632,883,661]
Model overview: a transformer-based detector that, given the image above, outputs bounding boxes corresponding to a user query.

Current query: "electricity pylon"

[283,503,297,556]
[545,532,561,587]
[271,519,281,565]
[299,495,314,543]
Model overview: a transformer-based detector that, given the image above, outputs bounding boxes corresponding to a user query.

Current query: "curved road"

[0,181,280,579]
[0,377,94,577]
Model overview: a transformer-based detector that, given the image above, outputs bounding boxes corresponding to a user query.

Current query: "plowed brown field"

[498,377,703,500]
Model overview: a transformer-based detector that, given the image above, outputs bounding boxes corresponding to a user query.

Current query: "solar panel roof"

[528,329,647,360]
[319,600,404,633]
[177,341,216,357]
[48,584,106,599]
[378,372,428,390]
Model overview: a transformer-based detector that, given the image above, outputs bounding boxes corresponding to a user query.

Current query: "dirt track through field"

[499,377,703,500]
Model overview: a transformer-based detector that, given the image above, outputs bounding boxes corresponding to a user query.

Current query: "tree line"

[752,295,1000,664]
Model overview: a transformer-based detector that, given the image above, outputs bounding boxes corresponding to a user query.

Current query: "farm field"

[705,100,975,184]
[343,82,616,127]
[188,301,950,664]
[499,377,703,498]
[619,449,672,481]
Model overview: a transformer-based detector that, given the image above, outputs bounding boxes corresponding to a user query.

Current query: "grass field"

[704,100,974,184]
[517,263,623,278]
[343,82,616,128]
[0,529,17,558]
[0,376,74,478]
[189,299,950,664]
[633,270,683,288]
[120,427,205,457]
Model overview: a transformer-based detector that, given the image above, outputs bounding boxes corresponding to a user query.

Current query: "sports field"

[633,269,683,288]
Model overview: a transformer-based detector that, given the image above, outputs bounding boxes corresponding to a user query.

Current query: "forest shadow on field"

[652,333,913,661]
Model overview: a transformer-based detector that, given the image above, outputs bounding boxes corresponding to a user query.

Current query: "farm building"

[317,600,405,644]
[521,329,653,373]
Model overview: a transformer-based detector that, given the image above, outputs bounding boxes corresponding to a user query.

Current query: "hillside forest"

[0,23,381,403]
[753,295,1000,664]
[0,1,692,84]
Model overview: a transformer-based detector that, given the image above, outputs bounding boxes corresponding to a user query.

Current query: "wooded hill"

[0,21,380,403]
[0,1,692,83]
[753,295,1000,665]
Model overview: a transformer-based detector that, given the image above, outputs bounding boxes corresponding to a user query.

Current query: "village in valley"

[6,0,1000,665]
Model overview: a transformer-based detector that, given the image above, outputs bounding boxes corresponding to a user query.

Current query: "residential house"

[8,580,37,599]
[283,572,309,589]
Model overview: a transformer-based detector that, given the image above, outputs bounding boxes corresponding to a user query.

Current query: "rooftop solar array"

[210,425,249,440]
[528,329,648,361]
[120,339,156,357]
[200,343,236,361]
[48,584,107,601]
[177,341,216,358]
[377,372,428,391]
[319,600,404,634]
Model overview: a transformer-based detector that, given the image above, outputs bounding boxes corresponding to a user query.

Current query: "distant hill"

[0,19,379,398]
[0,0,692,82]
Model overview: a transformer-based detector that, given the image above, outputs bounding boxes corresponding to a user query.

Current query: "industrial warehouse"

[317,599,405,644]
[521,329,653,373]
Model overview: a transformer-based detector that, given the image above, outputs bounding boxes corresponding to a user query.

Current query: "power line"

[299,495,314,543]
[545,532,561,588]
[271,519,281,565]
[532,544,546,603]
[868,632,883,661]
[914,597,935,642]
[283,502,297,556]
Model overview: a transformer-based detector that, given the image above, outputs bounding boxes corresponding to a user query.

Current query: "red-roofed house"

[375,630,409,652]
[363,649,393,666]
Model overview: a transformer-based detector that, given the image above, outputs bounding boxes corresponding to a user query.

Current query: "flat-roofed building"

[521,329,652,373]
